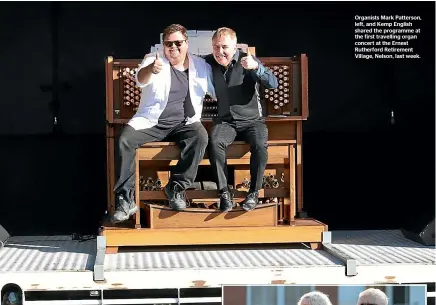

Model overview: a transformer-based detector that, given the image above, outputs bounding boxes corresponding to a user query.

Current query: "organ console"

[101,34,327,254]
[107,54,308,122]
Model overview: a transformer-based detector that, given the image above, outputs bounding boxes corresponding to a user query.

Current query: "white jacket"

[128,51,216,130]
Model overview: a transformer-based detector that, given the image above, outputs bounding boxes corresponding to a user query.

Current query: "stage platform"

[1,229,434,291]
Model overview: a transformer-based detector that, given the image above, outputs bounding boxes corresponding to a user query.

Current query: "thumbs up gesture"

[241,49,258,70]
[152,52,163,74]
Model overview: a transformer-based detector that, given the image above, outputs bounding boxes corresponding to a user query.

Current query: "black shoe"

[219,191,235,212]
[241,191,259,211]
[164,182,187,211]
[110,194,139,223]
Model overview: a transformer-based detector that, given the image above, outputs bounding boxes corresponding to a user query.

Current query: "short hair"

[212,27,237,43]
[357,288,389,305]
[298,291,333,305]
[162,24,188,41]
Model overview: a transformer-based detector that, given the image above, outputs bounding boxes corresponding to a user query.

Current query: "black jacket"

[204,49,278,122]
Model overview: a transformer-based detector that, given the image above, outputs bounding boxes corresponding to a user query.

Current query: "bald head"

[357,288,389,305]
[298,291,333,305]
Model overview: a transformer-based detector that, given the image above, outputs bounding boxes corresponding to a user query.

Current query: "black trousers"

[208,120,268,192]
[113,122,208,199]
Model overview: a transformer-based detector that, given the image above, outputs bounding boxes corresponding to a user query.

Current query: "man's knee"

[209,126,229,149]
[209,135,228,150]
[119,131,135,151]
[196,126,209,149]
[252,139,268,152]
[249,133,269,156]
[251,124,268,152]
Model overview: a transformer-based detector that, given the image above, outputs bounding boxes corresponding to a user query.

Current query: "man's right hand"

[137,52,163,85]
[152,53,163,74]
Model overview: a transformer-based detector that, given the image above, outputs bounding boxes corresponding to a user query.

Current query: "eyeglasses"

[163,40,186,47]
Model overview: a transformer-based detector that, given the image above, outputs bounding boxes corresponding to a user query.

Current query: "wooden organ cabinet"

[101,47,328,253]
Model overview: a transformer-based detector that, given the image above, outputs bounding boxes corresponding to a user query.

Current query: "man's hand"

[152,52,163,74]
[241,49,258,70]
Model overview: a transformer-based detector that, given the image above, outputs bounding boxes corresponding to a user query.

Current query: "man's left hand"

[241,49,259,70]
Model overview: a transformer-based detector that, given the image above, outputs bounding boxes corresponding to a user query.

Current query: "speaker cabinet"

[0,224,10,247]
[401,217,435,246]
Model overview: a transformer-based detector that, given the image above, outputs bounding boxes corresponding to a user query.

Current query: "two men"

[205,27,278,212]
[298,288,388,305]
[110,25,277,222]
[110,24,215,223]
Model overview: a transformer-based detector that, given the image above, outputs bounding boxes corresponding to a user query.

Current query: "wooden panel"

[106,124,124,213]
[296,121,303,213]
[112,68,121,120]
[134,148,140,228]
[267,120,297,141]
[301,54,309,119]
[284,145,296,221]
[137,145,290,162]
[105,57,114,123]
[140,140,296,147]
[102,219,327,247]
[106,125,116,214]
[143,202,277,229]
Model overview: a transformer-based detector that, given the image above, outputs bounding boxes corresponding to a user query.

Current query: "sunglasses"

[163,40,186,47]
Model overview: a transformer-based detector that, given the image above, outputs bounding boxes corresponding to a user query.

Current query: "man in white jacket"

[110,24,215,223]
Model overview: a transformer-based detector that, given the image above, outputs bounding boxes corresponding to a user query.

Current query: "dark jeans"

[113,122,208,200]
[208,120,268,192]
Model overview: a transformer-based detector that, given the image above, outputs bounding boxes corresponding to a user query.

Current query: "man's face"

[163,31,188,62]
[212,34,237,67]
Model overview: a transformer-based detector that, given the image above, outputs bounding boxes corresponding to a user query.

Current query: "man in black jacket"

[204,27,278,212]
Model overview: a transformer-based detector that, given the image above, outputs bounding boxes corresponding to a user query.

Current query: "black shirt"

[157,66,195,128]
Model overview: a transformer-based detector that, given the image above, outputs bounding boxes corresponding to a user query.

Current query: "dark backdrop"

[0,1,434,236]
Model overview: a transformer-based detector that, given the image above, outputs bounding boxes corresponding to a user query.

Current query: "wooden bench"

[132,139,297,228]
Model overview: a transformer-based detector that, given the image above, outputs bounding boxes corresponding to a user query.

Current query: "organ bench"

[101,49,328,254]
